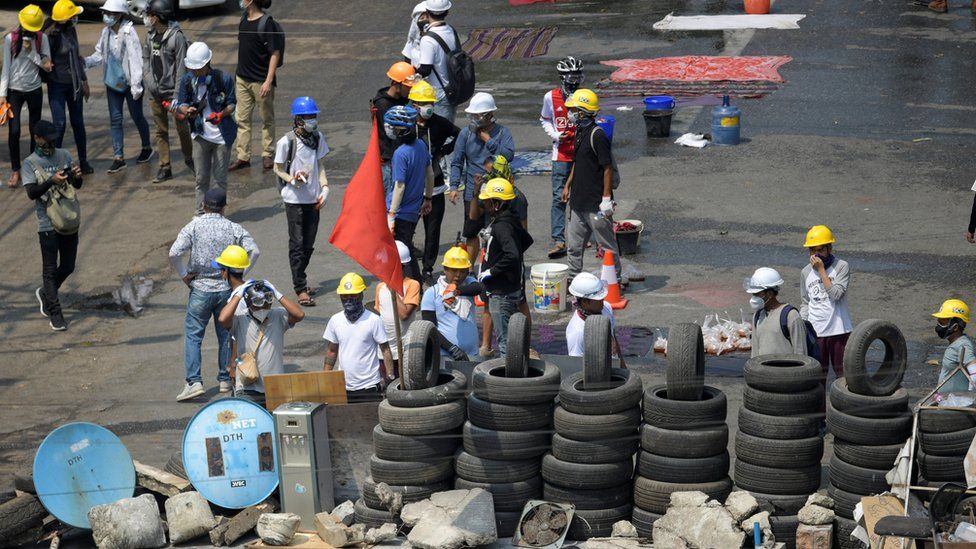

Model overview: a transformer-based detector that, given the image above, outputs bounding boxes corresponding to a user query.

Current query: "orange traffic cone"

[601,250,628,310]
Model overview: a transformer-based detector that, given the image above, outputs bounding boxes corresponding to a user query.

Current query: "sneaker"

[152,166,173,183]
[137,148,155,163]
[81,163,95,175]
[219,381,232,393]
[35,287,49,317]
[548,243,567,259]
[228,159,251,172]
[176,382,205,401]
[49,312,67,331]
[107,159,126,173]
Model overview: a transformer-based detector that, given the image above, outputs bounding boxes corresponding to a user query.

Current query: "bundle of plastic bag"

[699,310,753,355]
[653,328,668,354]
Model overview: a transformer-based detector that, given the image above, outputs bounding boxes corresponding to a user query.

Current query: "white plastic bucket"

[530,263,570,313]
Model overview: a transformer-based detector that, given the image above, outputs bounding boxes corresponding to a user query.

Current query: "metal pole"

[389,285,405,389]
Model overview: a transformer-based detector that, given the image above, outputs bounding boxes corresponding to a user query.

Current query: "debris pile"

[651,490,777,548]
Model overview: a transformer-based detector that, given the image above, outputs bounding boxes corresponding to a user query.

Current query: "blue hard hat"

[291,96,319,116]
[383,105,418,127]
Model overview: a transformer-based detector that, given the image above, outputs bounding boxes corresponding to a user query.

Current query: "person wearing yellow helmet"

[46,0,94,176]
[421,246,481,361]
[932,299,976,393]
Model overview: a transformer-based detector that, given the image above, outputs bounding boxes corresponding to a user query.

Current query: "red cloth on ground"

[602,56,792,83]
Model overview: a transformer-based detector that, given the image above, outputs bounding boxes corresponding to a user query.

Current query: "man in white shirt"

[799,225,852,383]
[416,0,457,122]
[402,1,428,67]
[565,273,625,367]
[323,272,395,401]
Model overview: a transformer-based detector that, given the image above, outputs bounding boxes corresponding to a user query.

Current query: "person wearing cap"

[799,225,852,385]
[85,0,153,174]
[448,92,514,259]
[169,188,259,401]
[566,272,625,368]
[144,0,192,183]
[374,241,423,370]
[24,120,83,332]
[402,1,428,67]
[415,0,458,121]
[324,273,395,401]
[932,299,976,393]
[385,104,434,281]
[372,61,416,194]
[421,246,480,361]
[2,5,53,188]
[746,267,808,357]
[45,0,93,176]
[175,41,237,213]
[228,0,283,173]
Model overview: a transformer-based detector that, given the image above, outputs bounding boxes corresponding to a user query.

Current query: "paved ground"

[0,0,972,536]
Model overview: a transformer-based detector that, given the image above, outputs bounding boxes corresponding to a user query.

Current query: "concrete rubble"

[256,513,302,546]
[652,491,784,549]
[209,500,277,546]
[401,489,497,549]
[797,492,835,526]
[365,523,399,545]
[133,461,191,498]
[331,500,356,526]
[164,491,216,544]
[314,512,366,547]
[611,520,639,538]
[374,482,404,516]
[87,494,167,549]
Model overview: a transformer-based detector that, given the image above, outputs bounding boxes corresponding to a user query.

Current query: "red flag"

[329,122,404,295]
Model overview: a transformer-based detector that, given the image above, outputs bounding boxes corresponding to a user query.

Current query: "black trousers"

[39,230,78,316]
[422,193,446,276]
[9,87,43,172]
[285,203,320,295]
[393,219,420,281]
[346,384,383,403]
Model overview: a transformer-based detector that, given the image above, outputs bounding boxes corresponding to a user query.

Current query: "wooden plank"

[263,371,347,411]
[246,532,338,548]
[133,461,190,497]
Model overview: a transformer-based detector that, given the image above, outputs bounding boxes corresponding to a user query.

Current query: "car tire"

[472,358,560,405]
[769,515,799,549]
[632,475,733,514]
[402,320,441,390]
[454,476,543,512]
[362,477,451,510]
[372,425,459,461]
[827,483,861,520]
[637,451,729,483]
[744,354,821,393]
[385,370,467,408]
[919,408,976,434]
[631,506,661,538]
[744,385,823,417]
[920,426,976,457]
[828,454,889,495]
[917,449,966,482]
[378,398,466,436]
[496,511,522,538]
[832,439,902,470]
[553,405,641,442]
[558,369,642,415]
[543,481,633,510]
[665,323,705,401]
[643,385,727,429]
[737,407,819,440]
[462,422,550,460]
[641,425,728,459]
[0,494,46,541]
[505,313,530,378]
[583,315,613,387]
[734,460,822,496]
[828,378,909,418]
[551,433,640,465]
[354,498,399,529]
[454,451,540,483]
[567,504,634,540]
[369,455,454,485]
[467,394,553,432]
[843,319,908,397]
[541,453,634,490]
[734,432,823,469]
[834,515,862,549]
[826,400,912,446]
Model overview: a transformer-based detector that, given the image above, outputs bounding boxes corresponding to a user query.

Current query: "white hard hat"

[412,1,427,16]
[184,42,213,70]
[464,92,497,114]
[744,267,784,294]
[425,0,452,13]
[101,0,129,13]
[569,272,608,300]
[396,241,411,264]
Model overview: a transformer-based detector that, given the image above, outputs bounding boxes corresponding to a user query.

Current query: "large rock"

[256,513,301,546]
[805,492,834,510]
[797,504,835,526]
[740,511,770,533]
[611,520,638,539]
[365,523,398,544]
[724,491,760,522]
[88,494,167,549]
[315,515,366,548]
[670,492,710,509]
[653,503,745,549]
[209,500,276,546]
[404,489,497,549]
[165,491,216,544]
[330,500,356,526]
[374,482,403,516]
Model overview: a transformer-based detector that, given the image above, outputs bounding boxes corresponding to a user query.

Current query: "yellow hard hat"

[19,4,45,32]
[408,80,437,103]
[488,155,511,182]
[479,178,516,201]
[933,299,970,324]
[337,272,367,295]
[565,88,599,113]
[804,225,836,248]
[52,0,83,22]
[442,246,472,269]
[212,245,250,270]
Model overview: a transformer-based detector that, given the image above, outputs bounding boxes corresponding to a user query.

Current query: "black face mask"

[343,299,365,322]
[37,144,54,157]
[936,322,955,339]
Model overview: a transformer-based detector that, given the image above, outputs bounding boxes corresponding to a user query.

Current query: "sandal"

[7,171,19,188]
[305,286,317,297]
[297,292,316,307]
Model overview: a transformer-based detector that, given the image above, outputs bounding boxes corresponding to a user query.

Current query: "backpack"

[754,304,822,363]
[44,181,80,235]
[277,130,297,187]
[254,13,284,67]
[588,125,620,189]
[426,27,475,106]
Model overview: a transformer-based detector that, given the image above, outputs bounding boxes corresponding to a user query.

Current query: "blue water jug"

[595,115,615,143]
[711,95,741,146]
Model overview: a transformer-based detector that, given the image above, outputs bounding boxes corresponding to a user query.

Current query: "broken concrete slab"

[133,461,190,498]
[653,503,745,549]
[577,538,653,549]
[797,504,834,526]
[209,500,276,547]
[88,493,167,549]
[740,511,770,533]
[404,489,497,549]
[374,482,403,516]
[365,523,398,545]
[315,517,366,548]
[669,491,709,509]
[805,492,834,510]
[725,491,761,522]
[256,513,301,546]
[611,520,638,539]
[165,491,216,544]
[331,500,356,526]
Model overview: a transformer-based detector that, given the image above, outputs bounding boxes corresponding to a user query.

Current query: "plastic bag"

[654,328,668,354]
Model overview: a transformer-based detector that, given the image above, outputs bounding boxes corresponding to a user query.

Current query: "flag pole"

[389,285,405,388]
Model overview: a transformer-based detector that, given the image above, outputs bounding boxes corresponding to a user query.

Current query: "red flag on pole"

[329,121,404,295]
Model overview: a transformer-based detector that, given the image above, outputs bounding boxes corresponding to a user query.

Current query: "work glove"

[315,187,329,210]
[231,279,256,299]
[206,111,224,125]
[261,280,284,301]
[599,196,615,217]
[447,345,469,362]
[478,269,492,283]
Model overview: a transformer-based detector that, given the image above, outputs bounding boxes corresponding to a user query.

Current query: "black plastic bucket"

[643,109,674,138]
[614,220,644,255]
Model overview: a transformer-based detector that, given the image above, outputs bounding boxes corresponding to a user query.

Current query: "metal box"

[273,402,334,529]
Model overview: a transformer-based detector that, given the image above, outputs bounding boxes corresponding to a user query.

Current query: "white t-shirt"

[192,82,225,144]
[419,24,458,100]
[566,303,615,357]
[403,16,423,67]
[804,263,852,337]
[273,132,330,204]
[323,310,388,391]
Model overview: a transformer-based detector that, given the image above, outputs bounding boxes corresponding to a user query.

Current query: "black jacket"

[483,210,533,295]
[418,114,459,186]
[370,87,408,162]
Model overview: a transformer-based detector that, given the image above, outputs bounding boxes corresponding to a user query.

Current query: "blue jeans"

[488,290,522,356]
[551,161,571,244]
[47,81,88,165]
[433,97,455,124]
[106,87,151,158]
[183,287,231,385]
[381,161,393,197]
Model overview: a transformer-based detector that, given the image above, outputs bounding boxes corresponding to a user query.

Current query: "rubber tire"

[377,398,466,436]
[369,455,454,485]
[843,319,908,397]
[372,425,459,461]
[833,439,903,470]
[403,320,441,390]
[643,385,727,429]
[834,515,863,549]
[919,408,976,434]
[920,425,976,456]
[454,476,542,512]
[769,514,799,549]
[553,405,641,442]
[362,478,450,510]
[744,385,823,417]
[641,425,728,459]
[744,354,822,393]
[632,475,733,514]
[631,506,661,538]
[829,378,909,418]
[472,358,560,405]
[496,511,521,538]
[827,483,861,520]
[551,433,640,464]
[828,454,889,495]
[454,451,540,483]
[558,368,642,415]
[543,482,633,510]
[11,475,35,495]
[665,323,705,401]
[737,407,819,440]
[541,453,634,490]
[567,504,634,540]
[466,394,553,432]
[385,370,467,408]
[826,400,912,446]
[734,432,823,469]
[462,421,550,460]
[0,491,14,506]
[745,491,808,516]
[505,313,530,378]
[0,494,46,541]
[164,451,187,480]
[734,460,822,496]
[637,451,729,483]
[583,315,612,387]
[354,498,399,529]
[917,449,966,481]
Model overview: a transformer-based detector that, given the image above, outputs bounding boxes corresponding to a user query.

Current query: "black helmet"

[147,0,175,21]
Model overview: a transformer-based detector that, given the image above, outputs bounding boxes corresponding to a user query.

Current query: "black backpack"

[426,27,475,106]
[754,304,822,363]
[251,13,284,67]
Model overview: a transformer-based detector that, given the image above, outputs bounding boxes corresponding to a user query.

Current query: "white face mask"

[416,104,434,120]
[749,295,765,311]
[250,308,269,323]
[103,14,119,26]
[303,119,318,132]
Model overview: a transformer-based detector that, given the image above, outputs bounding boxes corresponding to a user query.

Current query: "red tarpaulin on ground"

[329,122,404,296]
[602,56,792,83]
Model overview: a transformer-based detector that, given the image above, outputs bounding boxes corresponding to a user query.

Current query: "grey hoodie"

[143,22,187,101]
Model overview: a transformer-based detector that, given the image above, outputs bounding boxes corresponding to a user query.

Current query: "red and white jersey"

[540,87,576,162]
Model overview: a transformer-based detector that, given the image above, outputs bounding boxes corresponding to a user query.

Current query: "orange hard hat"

[387,61,417,86]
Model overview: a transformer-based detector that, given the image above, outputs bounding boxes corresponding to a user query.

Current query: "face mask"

[250,307,270,323]
[342,299,366,322]
[37,144,54,157]
[302,119,318,132]
[103,14,119,26]
[416,18,427,32]
[562,75,583,95]
[384,123,398,141]
[936,320,958,339]
[239,0,251,10]
[143,16,152,26]
[749,295,766,312]
[567,110,579,125]
[416,104,434,120]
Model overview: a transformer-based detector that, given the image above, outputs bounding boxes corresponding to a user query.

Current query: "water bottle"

[711,95,741,146]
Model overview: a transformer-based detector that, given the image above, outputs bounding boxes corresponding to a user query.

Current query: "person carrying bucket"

[566,272,625,368]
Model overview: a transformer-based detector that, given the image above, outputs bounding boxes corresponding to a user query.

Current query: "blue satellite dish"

[32,422,135,529]
[182,398,279,509]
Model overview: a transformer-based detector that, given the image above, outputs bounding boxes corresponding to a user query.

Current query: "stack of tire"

[916,407,976,487]
[356,321,468,528]
[542,315,643,540]
[825,320,911,549]
[734,353,826,549]
[635,323,732,537]
[457,313,560,537]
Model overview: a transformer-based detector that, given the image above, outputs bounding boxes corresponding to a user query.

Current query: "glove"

[206,111,223,125]
[231,279,255,299]
[387,212,396,232]
[318,186,329,205]
[478,269,492,283]
[261,280,284,301]
[447,345,469,362]
[599,196,615,217]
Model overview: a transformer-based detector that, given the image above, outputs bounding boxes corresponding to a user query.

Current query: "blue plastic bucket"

[643,96,675,111]
[595,115,615,143]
